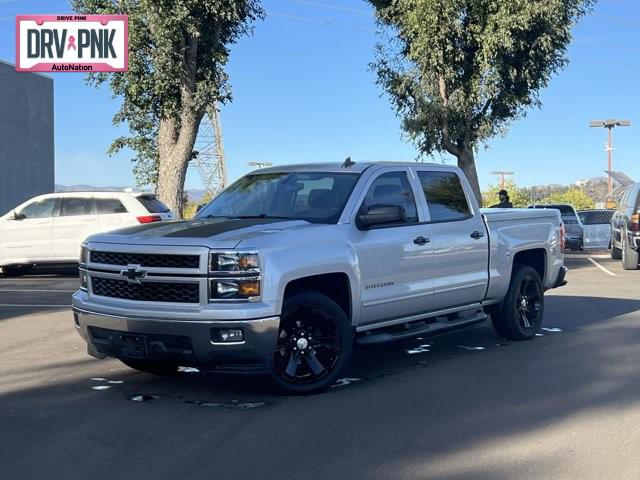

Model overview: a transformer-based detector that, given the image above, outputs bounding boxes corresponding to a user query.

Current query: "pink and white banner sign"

[16,15,128,72]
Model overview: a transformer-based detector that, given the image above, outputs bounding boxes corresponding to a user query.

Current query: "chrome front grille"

[90,251,200,269]
[91,277,200,304]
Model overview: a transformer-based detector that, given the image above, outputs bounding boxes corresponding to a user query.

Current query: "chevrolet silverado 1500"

[73,162,566,394]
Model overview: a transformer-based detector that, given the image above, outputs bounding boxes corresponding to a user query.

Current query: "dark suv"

[610,183,640,270]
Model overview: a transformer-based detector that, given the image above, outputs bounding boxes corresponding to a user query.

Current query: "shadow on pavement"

[1,295,640,479]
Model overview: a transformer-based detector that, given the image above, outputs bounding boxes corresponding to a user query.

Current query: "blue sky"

[1,0,639,190]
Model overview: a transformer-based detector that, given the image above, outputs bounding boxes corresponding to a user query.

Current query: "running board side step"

[356,310,487,346]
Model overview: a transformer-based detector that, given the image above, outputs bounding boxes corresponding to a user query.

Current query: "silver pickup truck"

[73,162,566,394]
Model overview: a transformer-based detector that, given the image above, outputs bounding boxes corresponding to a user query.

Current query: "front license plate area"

[115,334,148,358]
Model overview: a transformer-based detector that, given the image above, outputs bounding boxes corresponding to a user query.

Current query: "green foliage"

[183,192,213,219]
[540,188,595,210]
[482,179,530,208]
[72,0,264,186]
[368,0,594,200]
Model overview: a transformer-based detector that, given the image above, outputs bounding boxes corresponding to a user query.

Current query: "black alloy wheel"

[514,273,543,334]
[490,265,544,341]
[272,291,352,394]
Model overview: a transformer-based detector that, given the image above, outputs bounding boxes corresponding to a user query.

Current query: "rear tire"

[611,235,622,260]
[1,265,33,277]
[271,290,352,395]
[120,359,178,376]
[622,233,639,270]
[490,265,544,341]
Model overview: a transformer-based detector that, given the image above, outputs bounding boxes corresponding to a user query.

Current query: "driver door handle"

[470,231,485,239]
[413,236,430,245]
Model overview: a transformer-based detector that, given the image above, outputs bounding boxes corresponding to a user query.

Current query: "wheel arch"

[282,272,353,323]
[512,248,546,282]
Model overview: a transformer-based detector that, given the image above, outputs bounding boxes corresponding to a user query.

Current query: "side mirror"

[358,204,405,228]
[196,204,205,213]
[12,211,25,221]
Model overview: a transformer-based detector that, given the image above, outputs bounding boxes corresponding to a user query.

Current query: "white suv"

[0,191,175,276]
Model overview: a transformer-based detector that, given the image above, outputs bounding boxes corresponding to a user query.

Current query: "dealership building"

[0,60,54,215]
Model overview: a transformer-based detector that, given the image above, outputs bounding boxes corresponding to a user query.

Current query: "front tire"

[271,291,352,395]
[622,232,639,270]
[490,265,544,341]
[611,233,622,260]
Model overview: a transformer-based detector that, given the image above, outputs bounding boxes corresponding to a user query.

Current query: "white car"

[0,191,174,276]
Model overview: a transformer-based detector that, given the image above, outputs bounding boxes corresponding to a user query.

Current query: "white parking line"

[0,304,69,308]
[588,257,616,276]
[0,289,76,293]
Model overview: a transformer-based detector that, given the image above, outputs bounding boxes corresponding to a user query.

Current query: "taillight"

[630,214,640,232]
[136,215,162,224]
[559,223,566,252]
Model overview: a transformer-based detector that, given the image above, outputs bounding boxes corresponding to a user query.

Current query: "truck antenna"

[342,156,355,168]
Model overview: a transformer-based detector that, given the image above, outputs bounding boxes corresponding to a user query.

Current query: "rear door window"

[60,198,93,216]
[95,198,128,214]
[417,171,471,222]
[137,196,170,213]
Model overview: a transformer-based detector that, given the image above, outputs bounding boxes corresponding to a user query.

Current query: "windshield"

[197,172,361,224]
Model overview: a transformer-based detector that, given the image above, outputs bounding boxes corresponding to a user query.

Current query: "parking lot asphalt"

[2,256,640,480]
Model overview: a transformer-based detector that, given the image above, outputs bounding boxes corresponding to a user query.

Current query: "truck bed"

[481,208,564,304]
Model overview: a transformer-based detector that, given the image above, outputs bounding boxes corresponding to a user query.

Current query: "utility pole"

[192,105,228,198]
[589,119,631,205]
[491,170,514,190]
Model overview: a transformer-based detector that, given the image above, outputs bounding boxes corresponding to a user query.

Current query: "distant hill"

[55,184,139,192]
[55,184,208,202]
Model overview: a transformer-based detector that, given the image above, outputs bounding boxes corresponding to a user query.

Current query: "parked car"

[577,209,614,251]
[73,162,566,394]
[610,183,640,270]
[0,192,174,276]
[529,204,583,250]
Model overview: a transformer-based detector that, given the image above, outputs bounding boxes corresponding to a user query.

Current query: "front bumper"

[73,301,280,375]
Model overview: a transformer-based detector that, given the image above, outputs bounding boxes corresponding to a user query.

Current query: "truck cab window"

[417,171,471,222]
[360,171,418,224]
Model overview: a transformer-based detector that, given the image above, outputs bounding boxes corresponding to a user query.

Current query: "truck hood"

[86,217,315,249]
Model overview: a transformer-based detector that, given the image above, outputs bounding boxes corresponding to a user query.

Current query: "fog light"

[211,328,244,344]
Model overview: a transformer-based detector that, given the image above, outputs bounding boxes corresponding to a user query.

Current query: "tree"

[368,0,594,205]
[72,0,263,217]
[540,188,595,210]
[482,179,530,207]
[183,191,213,219]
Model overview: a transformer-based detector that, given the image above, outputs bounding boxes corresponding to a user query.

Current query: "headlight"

[209,251,259,274]
[80,245,89,265]
[209,252,260,273]
[209,251,260,302]
[209,278,260,300]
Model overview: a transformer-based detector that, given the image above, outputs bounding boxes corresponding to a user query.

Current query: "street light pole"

[589,119,631,201]
[248,161,274,169]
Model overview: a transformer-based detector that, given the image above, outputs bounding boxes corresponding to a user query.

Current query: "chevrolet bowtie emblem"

[120,264,147,284]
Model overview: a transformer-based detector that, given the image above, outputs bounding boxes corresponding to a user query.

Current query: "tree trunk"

[457,148,483,207]
[156,111,202,218]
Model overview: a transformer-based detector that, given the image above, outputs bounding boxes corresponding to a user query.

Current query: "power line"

[268,11,375,32]
[286,0,372,16]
